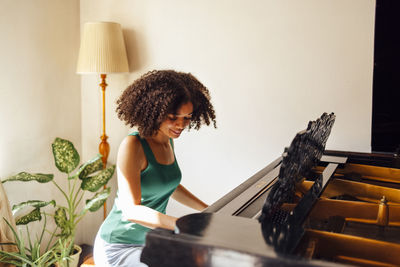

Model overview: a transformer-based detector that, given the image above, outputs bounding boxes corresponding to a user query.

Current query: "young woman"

[93,70,217,267]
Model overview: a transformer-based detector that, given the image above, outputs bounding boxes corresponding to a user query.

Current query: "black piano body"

[141,114,400,267]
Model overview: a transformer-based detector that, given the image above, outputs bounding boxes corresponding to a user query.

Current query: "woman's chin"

[169,130,182,138]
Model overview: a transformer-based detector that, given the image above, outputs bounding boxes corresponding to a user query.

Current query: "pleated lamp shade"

[77,22,129,74]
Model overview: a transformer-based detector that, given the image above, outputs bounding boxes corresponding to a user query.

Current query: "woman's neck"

[149,131,170,145]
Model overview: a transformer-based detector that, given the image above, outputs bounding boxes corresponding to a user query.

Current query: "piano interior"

[291,160,400,267]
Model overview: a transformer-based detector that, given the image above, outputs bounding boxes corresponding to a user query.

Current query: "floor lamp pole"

[99,73,110,220]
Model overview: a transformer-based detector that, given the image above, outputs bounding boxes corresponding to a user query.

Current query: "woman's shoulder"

[117,135,149,179]
[120,134,142,152]
[118,134,146,160]
[127,131,140,137]
[117,134,147,169]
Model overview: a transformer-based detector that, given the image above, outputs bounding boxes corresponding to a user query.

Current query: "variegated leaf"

[54,207,68,228]
[81,165,115,192]
[84,187,111,212]
[1,172,53,184]
[52,138,80,174]
[15,208,41,225]
[54,207,71,237]
[12,200,56,215]
[75,154,103,180]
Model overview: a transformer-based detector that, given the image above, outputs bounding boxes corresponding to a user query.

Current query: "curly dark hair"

[116,70,217,137]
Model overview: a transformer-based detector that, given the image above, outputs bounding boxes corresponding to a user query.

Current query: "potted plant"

[0,138,115,267]
[0,215,58,267]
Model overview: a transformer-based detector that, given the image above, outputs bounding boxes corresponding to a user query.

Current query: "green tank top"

[99,132,182,244]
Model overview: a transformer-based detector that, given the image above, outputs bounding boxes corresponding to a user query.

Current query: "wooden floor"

[79,244,95,266]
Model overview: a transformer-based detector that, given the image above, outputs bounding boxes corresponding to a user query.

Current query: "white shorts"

[93,232,147,267]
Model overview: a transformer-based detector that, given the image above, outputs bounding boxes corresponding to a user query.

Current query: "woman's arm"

[117,136,177,230]
[171,184,208,211]
[120,201,177,230]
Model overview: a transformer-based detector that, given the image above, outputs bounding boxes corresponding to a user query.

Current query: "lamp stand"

[99,73,110,220]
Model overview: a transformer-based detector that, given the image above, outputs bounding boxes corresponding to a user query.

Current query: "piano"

[141,113,400,267]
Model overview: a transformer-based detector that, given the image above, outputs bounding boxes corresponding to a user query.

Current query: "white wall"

[0,0,81,244]
[79,0,376,245]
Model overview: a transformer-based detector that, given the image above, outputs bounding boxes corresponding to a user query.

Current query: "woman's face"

[159,102,193,139]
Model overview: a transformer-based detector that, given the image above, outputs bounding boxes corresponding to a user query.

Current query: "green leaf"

[1,218,22,252]
[12,200,56,215]
[75,154,103,180]
[81,165,115,192]
[54,207,71,237]
[0,218,57,266]
[15,208,42,225]
[33,247,57,266]
[54,207,67,228]
[52,138,80,174]
[0,250,34,265]
[2,172,53,184]
[84,187,111,212]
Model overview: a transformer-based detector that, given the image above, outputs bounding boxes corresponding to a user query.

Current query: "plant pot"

[55,244,82,267]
